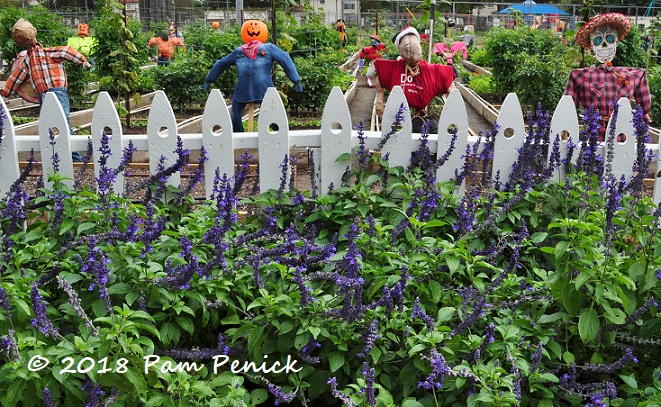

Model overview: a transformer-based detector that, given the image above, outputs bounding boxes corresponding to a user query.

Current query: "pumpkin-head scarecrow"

[372,26,457,134]
[241,20,269,44]
[564,12,651,140]
[204,20,304,132]
[68,22,98,57]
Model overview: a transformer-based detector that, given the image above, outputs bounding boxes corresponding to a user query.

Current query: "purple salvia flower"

[378,103,407,150]
[81,237,112,311]
[0,284,11,318]
[266,381,296,405]
[139,202,167,258]
[48,190,69,231]
[361,361,376,406]
[355,121,371,173]
[585,392,608,407]
[453,193,477,235]
[276,154,289,199]
[178,146,207,200]
[82,379,105,407]
[308,148,319,199]
[582,348,638,374]
[629,105,652,197]
[48,127,60,172]
[328,377,357,407]
[300,336,321,364]
[30,284,60,338]
[43,388,57,407]
[0,330,19,361]
[418,349,450,390]
[96,130,117,205]
[233,150,253,195]
[432,123,459,172]
[576,105,605,178]
[472,322,495,363]
[357,319,380,359]
[56,275,99,336]
[0,102,7,144]
[412,297,435,332]
[293,265,314,307]
[530,341,544,374]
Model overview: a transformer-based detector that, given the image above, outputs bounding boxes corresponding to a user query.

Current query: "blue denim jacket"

[206,43,301,103]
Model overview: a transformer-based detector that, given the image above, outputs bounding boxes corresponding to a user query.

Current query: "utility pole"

[427,0,435,62]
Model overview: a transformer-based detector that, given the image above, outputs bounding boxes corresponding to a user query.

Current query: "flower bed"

[0,104,660,406]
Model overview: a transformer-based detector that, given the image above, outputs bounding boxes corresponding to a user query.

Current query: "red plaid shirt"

[564,65,652,123]
[2,43,87,98]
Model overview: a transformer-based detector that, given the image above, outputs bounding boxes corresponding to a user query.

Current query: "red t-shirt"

[374,59,455,111]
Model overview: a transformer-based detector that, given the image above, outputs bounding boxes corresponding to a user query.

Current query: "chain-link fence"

[43,2,661,35]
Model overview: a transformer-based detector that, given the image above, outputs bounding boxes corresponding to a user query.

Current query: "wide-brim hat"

[394,26,420,49]
[576,13,631,49]
[11,51,39,104]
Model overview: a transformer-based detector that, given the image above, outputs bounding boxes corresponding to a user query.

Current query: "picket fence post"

[91,91,125,190]
[0,99,20,197]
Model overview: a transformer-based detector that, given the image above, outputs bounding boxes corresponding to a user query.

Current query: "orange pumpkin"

[211,21,220,29]
[241,20,268,44]
[78,23,89,38]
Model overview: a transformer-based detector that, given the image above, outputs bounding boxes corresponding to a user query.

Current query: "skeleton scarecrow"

[564,13,652,140]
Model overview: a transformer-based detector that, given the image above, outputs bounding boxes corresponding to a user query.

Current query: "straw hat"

[576,13,631,49]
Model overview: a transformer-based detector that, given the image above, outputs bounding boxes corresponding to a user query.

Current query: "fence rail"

[1,87,659,202]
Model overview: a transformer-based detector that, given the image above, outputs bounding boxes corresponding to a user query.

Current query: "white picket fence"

[1,86,659,202]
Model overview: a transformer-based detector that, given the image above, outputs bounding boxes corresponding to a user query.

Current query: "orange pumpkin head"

[78,23,89,38]
[241,20,268,44]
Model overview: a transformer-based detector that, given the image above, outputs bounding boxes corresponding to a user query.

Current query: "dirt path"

[347,74,377,130]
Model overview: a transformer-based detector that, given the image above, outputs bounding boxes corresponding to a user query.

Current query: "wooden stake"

[247,102,255,131]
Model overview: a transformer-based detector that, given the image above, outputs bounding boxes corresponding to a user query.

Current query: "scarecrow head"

[369,34,381,47]
[241,20,268,44]
[12,18,37,47]
[78,23,89,38]
[159,30,169,41]
[394,27,422,65]
[576,13,631,64]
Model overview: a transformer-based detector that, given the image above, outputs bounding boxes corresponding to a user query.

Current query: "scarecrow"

[564,12,652,140]
[339,34,386,87]
[67,23,97,58]
[2,18,92,161]
[373,26,456,133]
[203,20,303,133]
[336,19,348,47]
[148,29,186,66]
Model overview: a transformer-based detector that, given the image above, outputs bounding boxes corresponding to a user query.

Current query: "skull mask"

[590,25,618,64]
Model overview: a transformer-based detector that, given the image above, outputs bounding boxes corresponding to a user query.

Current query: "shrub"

[482,27,570,110]
[149,52,210,112]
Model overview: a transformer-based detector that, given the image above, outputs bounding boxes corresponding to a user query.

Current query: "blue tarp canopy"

[498,0,569,15]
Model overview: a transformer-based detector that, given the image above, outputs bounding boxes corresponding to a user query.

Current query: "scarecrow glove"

[83,61,92,70]
[203,83,211,92]
[295,82,303,92]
